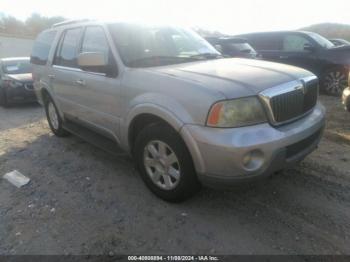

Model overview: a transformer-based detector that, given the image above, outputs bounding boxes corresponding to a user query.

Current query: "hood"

[5,73,33,82]
[153,58,314,98]
[329,45,350,51]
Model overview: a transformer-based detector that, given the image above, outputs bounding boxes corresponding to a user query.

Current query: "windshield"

[108,23,221,67]
[2,60,31,74]
[227,43,256,53]
[308,32,335,49]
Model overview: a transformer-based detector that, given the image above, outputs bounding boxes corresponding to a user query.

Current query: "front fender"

[119,93,196,151]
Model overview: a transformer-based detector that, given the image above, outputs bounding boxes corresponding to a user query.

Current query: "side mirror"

[77,52,108,69]
[304,43,315,52]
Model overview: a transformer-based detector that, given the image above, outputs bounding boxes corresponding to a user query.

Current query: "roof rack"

[52,19,91,28]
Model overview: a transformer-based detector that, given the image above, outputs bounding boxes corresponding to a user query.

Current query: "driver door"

[277,33,319,74]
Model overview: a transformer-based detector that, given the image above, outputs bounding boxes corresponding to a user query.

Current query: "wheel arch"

[40,87,65,119]
[321,64,350,76]
[124,104,185,154]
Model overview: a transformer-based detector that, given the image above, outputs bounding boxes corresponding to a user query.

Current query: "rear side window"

[54,27,83,68]
[30,30,57,65]
[248,34,282,51]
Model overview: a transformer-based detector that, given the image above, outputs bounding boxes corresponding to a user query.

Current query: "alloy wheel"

[143,140,181,190]
[324,71,348,96]
[48,102,59,130]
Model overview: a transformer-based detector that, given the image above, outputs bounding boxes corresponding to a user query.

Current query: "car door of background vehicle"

[70,25,121,139]
[51,27,84,118]
[247,33,283,63]
[277,33,320,74]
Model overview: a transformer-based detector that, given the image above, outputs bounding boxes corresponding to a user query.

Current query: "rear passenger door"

[51,27,84,118]
[247,33,283,62]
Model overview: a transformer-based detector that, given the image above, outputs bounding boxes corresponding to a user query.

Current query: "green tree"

[25,13,65,36]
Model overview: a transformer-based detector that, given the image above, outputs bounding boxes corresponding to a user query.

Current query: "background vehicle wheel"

[44,96,69,137]
[0,88,9,107]
[134,123,201,202]
[322,68,348,96]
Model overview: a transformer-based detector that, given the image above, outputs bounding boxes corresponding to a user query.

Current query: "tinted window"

[224,43,256,53]
[55,27,83,68]
[2,60,31,74]
[30,30,57,65]
[248,34,282,51]
[283,35,311,51]
[308,32,334,49]
[81,26,109,60]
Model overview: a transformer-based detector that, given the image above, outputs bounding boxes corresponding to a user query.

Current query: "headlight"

[207,97,267,128]
[4,79,23,88]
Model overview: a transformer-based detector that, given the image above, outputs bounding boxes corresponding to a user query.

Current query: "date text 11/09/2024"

[127,255,219,261]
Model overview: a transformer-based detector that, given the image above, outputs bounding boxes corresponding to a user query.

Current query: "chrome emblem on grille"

[297,80,307,94]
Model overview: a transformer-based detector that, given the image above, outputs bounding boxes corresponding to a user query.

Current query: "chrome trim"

[52,65,106,77]
[259,76,318,126]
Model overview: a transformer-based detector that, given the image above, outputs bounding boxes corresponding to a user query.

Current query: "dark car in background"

[330,38,350,46]
[237,31,350,96]
[0,57,36,107]
[205,36,259,59]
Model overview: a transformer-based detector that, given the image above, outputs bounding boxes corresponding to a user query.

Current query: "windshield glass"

[308,32,335,49]
[108,23,220,67]
[228,43,256,53]
[2,60,31,74]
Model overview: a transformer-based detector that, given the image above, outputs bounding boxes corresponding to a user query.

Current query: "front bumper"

[180,102,326,187]
[6,86,37,104]
[342,87,350,111]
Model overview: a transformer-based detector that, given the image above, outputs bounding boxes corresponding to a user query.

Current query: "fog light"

[243,154,252,166]
[242,150,264,171]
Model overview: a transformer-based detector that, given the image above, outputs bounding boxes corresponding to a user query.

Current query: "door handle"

[48,74,55,79]
[279,55,289,59]
[75,79,86,86]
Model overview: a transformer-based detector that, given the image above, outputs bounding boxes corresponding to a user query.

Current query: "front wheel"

[322,68,348,96]
[44,96,69,137]
[134,123,201,202]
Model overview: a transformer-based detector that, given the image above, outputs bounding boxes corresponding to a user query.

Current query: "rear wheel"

[134,123,201,202]
[322,68,348,96]
[44,96,69,137]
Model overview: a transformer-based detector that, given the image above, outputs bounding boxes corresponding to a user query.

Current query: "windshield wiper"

[128,56,193,65]
[189,53,223,60]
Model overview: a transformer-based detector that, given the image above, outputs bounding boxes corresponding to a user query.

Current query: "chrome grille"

[259,76,318,125]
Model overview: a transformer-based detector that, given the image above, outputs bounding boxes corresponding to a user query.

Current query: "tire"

[44,96,69,137]
[322,68,348,96]
[0,88,9,107]
[134,123,201,202]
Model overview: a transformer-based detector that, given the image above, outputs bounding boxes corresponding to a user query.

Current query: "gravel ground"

[0,95,349,255]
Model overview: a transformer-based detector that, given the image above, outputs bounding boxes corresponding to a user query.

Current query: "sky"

[1,0,350,35]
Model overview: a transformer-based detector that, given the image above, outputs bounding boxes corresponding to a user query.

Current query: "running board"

[63,120,127,157]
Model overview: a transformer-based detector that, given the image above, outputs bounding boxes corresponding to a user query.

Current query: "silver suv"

[31,20,326,202]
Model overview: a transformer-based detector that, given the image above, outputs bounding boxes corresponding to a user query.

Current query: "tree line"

[301,23,350,41]
[0,13,65,38]
[1,13,350,41]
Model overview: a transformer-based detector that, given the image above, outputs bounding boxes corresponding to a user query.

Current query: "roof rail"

[52,19,91,28]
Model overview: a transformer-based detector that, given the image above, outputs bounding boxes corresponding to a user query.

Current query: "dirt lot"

[0,95,349,255]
